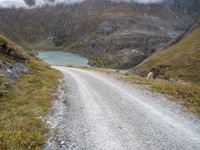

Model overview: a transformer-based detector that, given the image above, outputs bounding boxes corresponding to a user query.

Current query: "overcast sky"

[112,0,164,4]
[0,0,165,8]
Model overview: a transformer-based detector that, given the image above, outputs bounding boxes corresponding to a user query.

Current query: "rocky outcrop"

[96,21,120,36]
[0,36,29,87]
[0,61,28,85]
[0,41,26,62]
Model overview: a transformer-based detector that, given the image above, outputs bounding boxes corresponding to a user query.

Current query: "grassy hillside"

[135,20,200,84]
[0,35,60,149]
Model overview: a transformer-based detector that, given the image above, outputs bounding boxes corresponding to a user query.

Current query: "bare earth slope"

[44,66,200,150]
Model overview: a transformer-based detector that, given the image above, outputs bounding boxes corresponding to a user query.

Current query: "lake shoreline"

[37,51,89,67]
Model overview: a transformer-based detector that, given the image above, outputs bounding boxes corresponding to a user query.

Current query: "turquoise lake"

[38,51,89,67]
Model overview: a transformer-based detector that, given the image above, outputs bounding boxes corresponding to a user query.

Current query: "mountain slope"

[0,0,199,68]
[133,19,200,83]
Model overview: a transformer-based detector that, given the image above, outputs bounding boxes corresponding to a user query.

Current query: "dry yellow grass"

[0,35,61,149]
[136,23,200,83]
[0,59,61,149]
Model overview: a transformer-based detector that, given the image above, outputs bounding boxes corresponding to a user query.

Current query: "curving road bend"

[44,66,200,150]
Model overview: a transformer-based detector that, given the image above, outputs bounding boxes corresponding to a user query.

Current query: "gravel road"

[44,66,200,150]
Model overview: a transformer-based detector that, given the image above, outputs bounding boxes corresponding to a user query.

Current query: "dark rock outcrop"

[0,60,28,85]
[0,41,26,62]
[0,37,29,85]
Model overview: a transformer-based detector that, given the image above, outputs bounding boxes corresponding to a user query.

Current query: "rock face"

[0,60,28,95]
[0,37,29,86]
[0,0,199,68]
[0,62,28,85]
[0,41,26,62]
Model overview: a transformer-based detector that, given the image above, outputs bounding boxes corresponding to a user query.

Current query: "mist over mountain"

[0,0,165,8]
[0,0,85,8]
[112,0,164,4]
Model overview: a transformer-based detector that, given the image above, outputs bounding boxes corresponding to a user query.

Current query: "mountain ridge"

[0,0,199,68]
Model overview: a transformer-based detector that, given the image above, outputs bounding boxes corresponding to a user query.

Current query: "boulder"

[169,78,176,83]
[14,63,29,74]
[27,49,39,57]
[147,72,154,79]
[0,63,29,85]
[7,49,26,62]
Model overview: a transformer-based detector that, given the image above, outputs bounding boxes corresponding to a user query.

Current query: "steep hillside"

[133,19,200,83]
[0,21,28,48]
[0,35,60,149]
[0,0,199,69]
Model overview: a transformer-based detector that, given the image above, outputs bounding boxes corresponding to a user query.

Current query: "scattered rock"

[0,86,5,91]
[29,49,39,57]
[6,69,12,73]
[116,69,120,73]
[0,62,29,85]
[83,129,88,132]
[147,72,154,79]
[14,63,29,74]
[169,78,176,83]
[60,141,65,145]
[97,21,120,36]
[47,121,53,126]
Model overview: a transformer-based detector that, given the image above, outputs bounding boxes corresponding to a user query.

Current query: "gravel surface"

[43,66,200,150]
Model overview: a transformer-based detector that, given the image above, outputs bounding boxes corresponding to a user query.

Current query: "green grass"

[0,35,61,149]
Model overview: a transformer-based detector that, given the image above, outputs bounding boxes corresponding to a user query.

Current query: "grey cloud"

[0,0,85,8]
[0,0,165,8]
[111,0,164,4]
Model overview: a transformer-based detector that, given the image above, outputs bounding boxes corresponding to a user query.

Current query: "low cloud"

[111,0,164,4]
[0,0,85,8]
[0,0,165,8]
[0,0,27,8]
